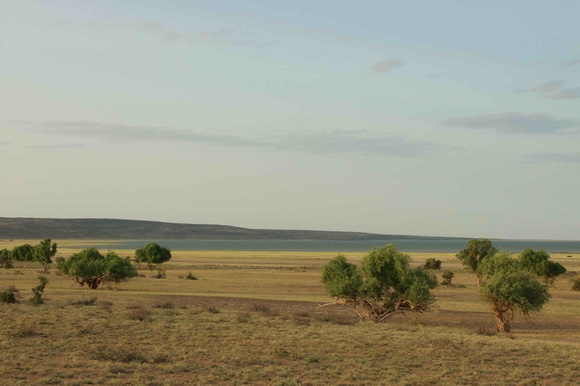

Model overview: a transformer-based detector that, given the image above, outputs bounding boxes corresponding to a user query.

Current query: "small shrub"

[204,306,220,314]
[251,304,279,317]
[126,307,152,321]
[12,323,38,338]
[236,311,252,323]
[30,276,48,305]
[1,291,17,304]
[89,344,147,363]
[424,258,442,270]
[185,272,197,280]
[572,276,580,291]
[153,269,166,279]
[72,297,98,306]
[476,327,497,336]
[441,270,454,286]
[152,301,175,309]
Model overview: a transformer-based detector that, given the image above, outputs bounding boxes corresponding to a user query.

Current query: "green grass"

[1,241,579,384]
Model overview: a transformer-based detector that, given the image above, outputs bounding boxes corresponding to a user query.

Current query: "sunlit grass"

[1,241,579,384]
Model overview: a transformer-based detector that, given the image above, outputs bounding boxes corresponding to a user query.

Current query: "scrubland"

[1,241,579,385]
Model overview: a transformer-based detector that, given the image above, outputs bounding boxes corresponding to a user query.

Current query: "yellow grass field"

[1,239,579,384]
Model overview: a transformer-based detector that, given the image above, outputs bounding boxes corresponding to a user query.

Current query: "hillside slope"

[0,217,466,240]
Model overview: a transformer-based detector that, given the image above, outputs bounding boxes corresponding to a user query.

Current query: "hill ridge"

[0,217,468,241]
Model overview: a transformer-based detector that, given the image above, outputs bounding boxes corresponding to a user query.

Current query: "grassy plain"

[1,240,579,385]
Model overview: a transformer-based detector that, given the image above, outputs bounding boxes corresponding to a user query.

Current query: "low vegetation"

[479,252,550,332]
[56,247,137,289]
[320,244,438,322]
[135,242,172,269]
[0,239,578,384]
[424,257,442,269]
[519,248,567,285]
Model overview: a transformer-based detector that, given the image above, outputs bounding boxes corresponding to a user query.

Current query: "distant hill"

[0,217,468,241]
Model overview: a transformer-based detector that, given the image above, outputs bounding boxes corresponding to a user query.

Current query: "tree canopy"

[519,249,566,286]
[11,244,35,262]
[320,244,438,322]
[479,252,550,332]
[456,239,497,284]
[35,239,57,273]
[57,247,137,289]
[135,242,172,269]
[0,249,13,269]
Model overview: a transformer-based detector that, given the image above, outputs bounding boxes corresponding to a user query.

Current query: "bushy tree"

[135,242,172,269]
[424,258,442,270]
[10,244,35,267]
[57,247,137,289]
[480,252,549,332]
[0,249,13,269]
[519,249,566,286]
[31,276,48,305]
[35,239,57,273]
[320,244,438,322]
[456,239,497,285]
[441,270,454,286]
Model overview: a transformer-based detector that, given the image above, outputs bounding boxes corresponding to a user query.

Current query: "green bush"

[0,249,13,268]
[480,253,549,332]
[424,258,442,270]
[57,247,137,289]
[31,276,48,305]
[572,276,580,291]
[519,249,566,286]
[135,242,172,269]
[441,270,454,286]
[1,291,17,304]
[321,244,438,322]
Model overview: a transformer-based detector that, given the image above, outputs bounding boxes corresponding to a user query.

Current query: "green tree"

[11,244,35,267]
[57,247,137,289]
[135,242,172,269]
[480,252,550,332]
[519,249,566,286]
[320,244,438,322]
[456,239,497,285]
[34,239,57,273]
[424,258,442,269]
[31,276,48,305]
[441,270,454,286]
[0,249,13,269]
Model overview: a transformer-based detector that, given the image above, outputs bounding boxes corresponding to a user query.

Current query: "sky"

[1,0,579,240]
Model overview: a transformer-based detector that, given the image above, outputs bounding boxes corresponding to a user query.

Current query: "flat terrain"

[1,240,579,385]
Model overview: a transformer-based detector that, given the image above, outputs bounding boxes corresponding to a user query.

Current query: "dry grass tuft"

[71,297,98,306]
[88,344,147,363]
[126,306,152,321]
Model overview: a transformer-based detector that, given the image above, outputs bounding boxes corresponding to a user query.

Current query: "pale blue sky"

[2,0,579,239]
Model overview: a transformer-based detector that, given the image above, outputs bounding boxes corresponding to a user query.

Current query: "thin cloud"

[55,19,234,46]
[441,112,580,134]
[525,152,580,164]
[527,81,563,94]
[561,58,580,69]
[524,81,580,100]
[546,87,580,100]
[28,143,87,150]
[371,59,403,74]
[5,120,443,157]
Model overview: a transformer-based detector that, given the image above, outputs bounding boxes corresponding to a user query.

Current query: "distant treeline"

[0,217,469,241]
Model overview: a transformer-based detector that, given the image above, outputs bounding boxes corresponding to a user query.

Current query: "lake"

[78,239,580,253]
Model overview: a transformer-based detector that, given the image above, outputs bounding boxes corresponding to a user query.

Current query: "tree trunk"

[476,273,481,286]
[494,309,510,332]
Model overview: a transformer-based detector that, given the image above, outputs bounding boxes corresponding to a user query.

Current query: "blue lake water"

[79,239,580,253]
